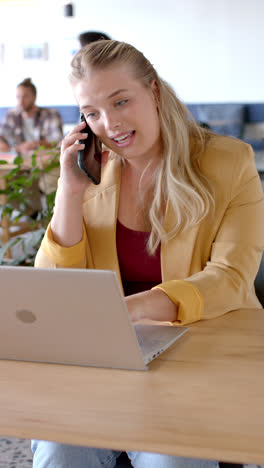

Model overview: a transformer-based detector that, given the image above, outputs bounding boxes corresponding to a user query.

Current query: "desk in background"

[0,162,33,257]
[0,152,59,256]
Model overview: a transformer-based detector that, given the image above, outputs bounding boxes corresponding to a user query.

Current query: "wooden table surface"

[0,308,263,465]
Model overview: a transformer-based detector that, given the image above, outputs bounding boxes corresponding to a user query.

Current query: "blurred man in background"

[0,77,63,155]
[0,78,63,216]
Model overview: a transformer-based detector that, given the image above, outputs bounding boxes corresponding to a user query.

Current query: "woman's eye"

[115,99,128,107]
[86,112,97,119]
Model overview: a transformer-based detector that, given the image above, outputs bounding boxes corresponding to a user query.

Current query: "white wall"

[0,0,263,106]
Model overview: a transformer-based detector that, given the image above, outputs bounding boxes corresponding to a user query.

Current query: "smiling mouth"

[112,131,135,143]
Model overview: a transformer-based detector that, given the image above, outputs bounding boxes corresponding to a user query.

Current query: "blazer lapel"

[161,201,200,281]
[82,157,123,285]
[82,157,201,286]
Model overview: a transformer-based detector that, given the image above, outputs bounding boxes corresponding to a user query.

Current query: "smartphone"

[77,113,102,185]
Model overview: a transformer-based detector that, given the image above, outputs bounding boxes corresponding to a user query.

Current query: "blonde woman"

[32,40,264,468]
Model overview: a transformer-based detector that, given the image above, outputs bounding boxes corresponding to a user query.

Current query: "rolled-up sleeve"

[35,223,88,269]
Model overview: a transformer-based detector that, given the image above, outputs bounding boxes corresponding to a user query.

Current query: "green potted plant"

[0,147,60,265]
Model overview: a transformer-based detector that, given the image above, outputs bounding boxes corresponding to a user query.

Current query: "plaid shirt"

[0,107,63,147]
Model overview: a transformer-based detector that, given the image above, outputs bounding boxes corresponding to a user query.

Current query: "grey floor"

[0,438,32,467]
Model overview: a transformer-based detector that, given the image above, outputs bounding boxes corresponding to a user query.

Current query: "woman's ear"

[150,79,160,105]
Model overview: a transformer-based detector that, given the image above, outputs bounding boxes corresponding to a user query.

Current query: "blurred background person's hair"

[17,77,37,97]
[78,31,111,47]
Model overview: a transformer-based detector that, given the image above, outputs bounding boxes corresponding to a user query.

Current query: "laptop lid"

[0,266,187,371]
[0,266,148,370]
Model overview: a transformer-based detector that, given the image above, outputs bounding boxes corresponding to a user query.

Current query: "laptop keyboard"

[133,323,185,360]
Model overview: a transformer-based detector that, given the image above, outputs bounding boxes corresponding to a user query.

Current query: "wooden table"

[0,308,263,465]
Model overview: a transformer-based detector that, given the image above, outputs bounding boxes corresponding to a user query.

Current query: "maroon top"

[116,219,162,296]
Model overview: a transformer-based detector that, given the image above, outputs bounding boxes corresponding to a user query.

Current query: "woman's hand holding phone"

[77,113,102,185]
[59,119,92,197]
[50,120,91,248]
[51,118,106,248]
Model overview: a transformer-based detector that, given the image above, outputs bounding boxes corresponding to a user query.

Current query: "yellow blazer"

[35,135,264,325]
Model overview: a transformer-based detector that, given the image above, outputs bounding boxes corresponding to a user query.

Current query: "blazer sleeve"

[155,143,264,325]
[35,175,94,269]
[34,223,92,269]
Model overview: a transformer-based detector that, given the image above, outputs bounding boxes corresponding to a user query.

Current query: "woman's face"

[73,63,162,166]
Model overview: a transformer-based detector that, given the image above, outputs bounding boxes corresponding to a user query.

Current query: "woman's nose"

[103,111,121,132]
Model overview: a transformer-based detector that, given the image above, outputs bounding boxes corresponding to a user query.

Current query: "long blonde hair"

[70,40,214,254]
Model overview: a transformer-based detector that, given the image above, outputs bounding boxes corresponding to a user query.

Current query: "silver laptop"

[0,266,188,370]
